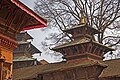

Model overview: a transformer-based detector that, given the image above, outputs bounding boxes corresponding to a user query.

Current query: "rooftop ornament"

[79,10,87,25]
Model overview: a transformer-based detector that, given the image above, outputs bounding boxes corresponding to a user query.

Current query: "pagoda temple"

[13,31,41,69]
[0,0,47,79]
[13,13,120,80]
[52,14,114,62]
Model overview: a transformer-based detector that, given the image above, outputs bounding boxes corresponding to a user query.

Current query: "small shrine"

[13,31,41,69]
[52,13,114,62]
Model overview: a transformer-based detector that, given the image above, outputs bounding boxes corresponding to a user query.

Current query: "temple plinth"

[0,0,47,79]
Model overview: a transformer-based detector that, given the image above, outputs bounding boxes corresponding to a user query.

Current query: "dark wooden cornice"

[0,34,18,49]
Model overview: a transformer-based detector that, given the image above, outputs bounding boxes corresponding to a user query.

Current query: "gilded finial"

[79,11,87,24]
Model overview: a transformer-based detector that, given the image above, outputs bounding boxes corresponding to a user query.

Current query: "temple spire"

[79,11,87,24]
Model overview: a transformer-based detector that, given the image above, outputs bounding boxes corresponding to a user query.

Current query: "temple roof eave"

[10,0,47,30]
[63,24,101,34]
[52,41,114,52]
[13,56,36,62]
[16,41,41,53]
[19,31,33,39]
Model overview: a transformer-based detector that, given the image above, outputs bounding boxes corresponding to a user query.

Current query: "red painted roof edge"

[11,0,47,27]
[23,24,45,30]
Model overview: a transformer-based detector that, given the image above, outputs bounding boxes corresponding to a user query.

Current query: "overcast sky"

[20,0,36,10]
[19,0,62,63]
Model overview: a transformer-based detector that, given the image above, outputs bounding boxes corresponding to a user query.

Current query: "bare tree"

[34,0,120,58]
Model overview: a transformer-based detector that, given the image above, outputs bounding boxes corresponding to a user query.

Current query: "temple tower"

[52,13,114,62]
[0,0,47,79]
[13,31,41,69]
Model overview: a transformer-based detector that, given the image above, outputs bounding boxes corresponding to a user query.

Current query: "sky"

[20,0,35,10]
[19,0,61,63]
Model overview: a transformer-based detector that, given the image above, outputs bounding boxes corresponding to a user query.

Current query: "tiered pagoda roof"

[14,41,41,56]
[63,24,100,34]
[13,56,35,62]
[52,38,114,52]
[17,31,33,41]
[13,31,41,69]
[52,14,114,61]
[13,31,41,57]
